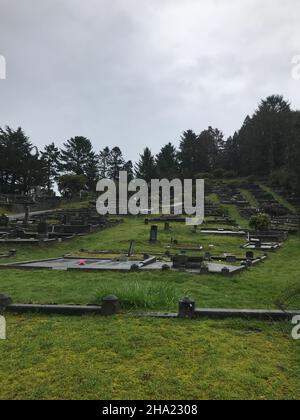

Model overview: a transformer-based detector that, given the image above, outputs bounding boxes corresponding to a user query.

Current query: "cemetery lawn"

[1,213,300,399]
[1,314,300,400]
[0,217,300,309]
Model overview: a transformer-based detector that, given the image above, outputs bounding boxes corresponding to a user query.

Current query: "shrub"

[249,213,271,231]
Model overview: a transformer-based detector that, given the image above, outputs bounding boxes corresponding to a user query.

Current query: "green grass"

[240,189,257,208]
[58,200,93,210]
[0,206,11,214]
[0,315,299,400]
[223,204,249,229]
[260,184,296,214]
[207,193,220,204]
[1,193,300,400]
[91,280,179,310]
[0,217,299,310]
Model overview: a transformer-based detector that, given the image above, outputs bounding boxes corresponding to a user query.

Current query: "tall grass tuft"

[91,280,179,311]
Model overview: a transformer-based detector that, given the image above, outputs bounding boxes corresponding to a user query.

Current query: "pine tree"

[107,147,125,181]
[156,143,179,179]
[41,143,60,192]
[135,147,157,183]
[59,136,98,191]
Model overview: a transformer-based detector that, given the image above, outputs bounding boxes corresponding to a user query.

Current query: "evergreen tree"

[178,130,198,179]
[156,143,179,179]
[41,143,60,192]
[99,147,111,179]
[59,136,98,191]
[107,147,125,181]
[0,126,47,194]
[123,160,134,181]
[135,147,157,183]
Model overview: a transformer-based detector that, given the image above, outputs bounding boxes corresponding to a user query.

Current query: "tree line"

[1,94,300,197]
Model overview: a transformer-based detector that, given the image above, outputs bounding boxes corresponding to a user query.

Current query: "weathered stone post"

[178,297,196,319]
[0,294,12,315]
[101,295,121,316]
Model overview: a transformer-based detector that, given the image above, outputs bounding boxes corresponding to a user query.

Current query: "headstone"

[204,252,211,261]
[200,262,209,274]
[178,297,196,319]
[246,251,254,260]
[0,214,9,226]
[172,255,188,269]
[37,222,48,236]
[226,255,237,263]
[150,225,158,243]
[255,240,262,249]
[15,228,26,239]
[221,267,231,277]
[164,222,170,231]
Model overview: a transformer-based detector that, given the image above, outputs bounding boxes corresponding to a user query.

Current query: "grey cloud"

[0,0,299,161]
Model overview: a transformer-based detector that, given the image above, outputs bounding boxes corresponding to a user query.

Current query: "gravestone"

[221,267,231,277]
[246,251,254,260]
[164,222,170,231]
[172,255,188,269]
[0,214,9,226]
[150,225,158,243]
[204,252,211,260]
[200,262,209,274]
[255,240,262,249]
[226,256,237,263]
[37,222,49,236]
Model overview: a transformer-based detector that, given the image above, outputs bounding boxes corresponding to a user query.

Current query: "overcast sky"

[0,0,299,162]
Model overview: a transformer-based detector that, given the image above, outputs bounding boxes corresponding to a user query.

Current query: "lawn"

[260,184,296,214]
[0,216,299,310]
[1,200,300,400]
[0,315,300,400]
